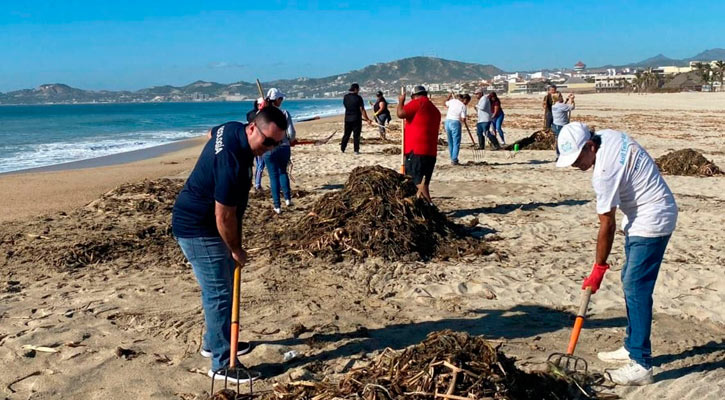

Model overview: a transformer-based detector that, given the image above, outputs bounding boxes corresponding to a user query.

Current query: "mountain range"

[0,57,503,105]
[1,49,723,104]
[594,48,725,69]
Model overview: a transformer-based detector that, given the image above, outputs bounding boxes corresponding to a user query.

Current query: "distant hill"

[0,57,504,105]
[686,48,725,62]
[593,48,725,69]
[628,54,685,68]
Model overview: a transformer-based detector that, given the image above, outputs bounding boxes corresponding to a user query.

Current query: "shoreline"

[0,112,344,222]
[1,136,206,175]
[0,106,344,177]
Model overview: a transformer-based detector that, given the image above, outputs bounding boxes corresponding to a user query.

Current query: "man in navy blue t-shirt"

[172,106,287,383]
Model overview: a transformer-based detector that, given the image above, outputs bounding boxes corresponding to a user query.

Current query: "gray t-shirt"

[552,102,574,126]
[476,96,491,123]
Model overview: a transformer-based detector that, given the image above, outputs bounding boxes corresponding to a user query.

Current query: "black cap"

[349,83,360,91]
[376,90,383,96]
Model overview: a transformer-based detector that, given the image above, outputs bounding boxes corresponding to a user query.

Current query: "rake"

[547,286,592,376]
[209,261,258,399]
[464,122,484,162]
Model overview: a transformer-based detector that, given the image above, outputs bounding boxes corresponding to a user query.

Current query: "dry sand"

[1,93,724,399]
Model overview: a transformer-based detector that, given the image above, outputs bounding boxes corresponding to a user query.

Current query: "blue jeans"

[622,234,671,369]
[254,156,265,189]
[493,112,505,143]
[263,145,291,208]
[445,120,462,163]
[475,121,493,149]
[551,124,563,155]
[176,236,237,371]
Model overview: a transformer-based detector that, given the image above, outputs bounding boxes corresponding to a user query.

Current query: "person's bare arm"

[206,128,213,140]
[360,106,372,123]
[397,93,408,118]
[215,201,247,266]
[595,208,617,265]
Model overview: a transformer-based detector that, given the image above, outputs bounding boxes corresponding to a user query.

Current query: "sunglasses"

[255,124,282,147]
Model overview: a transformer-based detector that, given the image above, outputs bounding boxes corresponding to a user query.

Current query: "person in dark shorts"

[341,83,372,154]
[372,90,392,139]
[396,85,441,204]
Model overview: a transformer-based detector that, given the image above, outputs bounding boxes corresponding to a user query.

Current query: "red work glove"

[582,263,609,293]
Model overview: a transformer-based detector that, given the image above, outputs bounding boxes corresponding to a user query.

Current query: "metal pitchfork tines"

[463,122,484,162]
[209,367,255,399]
[208,261,258,399]
[548,286,593,375]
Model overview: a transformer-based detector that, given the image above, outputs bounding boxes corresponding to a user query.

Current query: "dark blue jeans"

[551,124,563,155]
[493,112,505,143]
[176,236,237,371]
[475,121,493,149]
[254,156,265,189]
[622,234,671,369]
[263,145,291,208]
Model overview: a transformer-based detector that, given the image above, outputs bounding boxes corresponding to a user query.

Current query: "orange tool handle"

[566,286,592,355]
[229,262,242,367]
[566,316,585,354]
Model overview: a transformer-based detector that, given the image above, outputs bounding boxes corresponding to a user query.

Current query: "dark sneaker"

[201,342,252,358]
[208,365,261,385]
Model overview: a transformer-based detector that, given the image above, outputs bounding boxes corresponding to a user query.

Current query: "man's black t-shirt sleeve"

[213,149,241,206]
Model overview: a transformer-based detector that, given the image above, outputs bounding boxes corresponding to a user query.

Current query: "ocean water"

[0,100,344,173]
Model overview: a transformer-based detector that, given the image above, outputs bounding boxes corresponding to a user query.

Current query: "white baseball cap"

[266,88,285,100]
[556,122,592,168]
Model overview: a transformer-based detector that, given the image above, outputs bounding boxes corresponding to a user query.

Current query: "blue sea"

[0,100,344,173]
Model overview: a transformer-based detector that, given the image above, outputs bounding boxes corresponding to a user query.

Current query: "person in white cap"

[260,88,296,213]
[249,97,266,191]
[556,122,677,386]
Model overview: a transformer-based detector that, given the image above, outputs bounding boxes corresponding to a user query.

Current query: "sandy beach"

[1,93,724,399]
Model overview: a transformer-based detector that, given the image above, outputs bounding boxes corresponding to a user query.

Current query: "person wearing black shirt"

[373,90,392,139]
[341,83,372,154]
[172,106,287,384]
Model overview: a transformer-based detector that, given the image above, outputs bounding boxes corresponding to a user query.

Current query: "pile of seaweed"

[381,147,402,155]
[0,179,185,271]
[265,330,610,400]
[504,130,556,151]
[655,149,722,176]
[279,166,490,262]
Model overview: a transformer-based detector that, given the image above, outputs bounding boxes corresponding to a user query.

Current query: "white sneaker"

[598,346,631,363]
[200,342,252,358]
[273,207,281,214]
[606,361,653,386]
[285,199,292,207]
[208,365,261,384]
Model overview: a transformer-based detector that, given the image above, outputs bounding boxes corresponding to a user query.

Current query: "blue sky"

[1,0,723,91]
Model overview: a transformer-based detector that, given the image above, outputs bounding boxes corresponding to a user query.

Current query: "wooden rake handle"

[229,261,242,367]
[566,286,592,355]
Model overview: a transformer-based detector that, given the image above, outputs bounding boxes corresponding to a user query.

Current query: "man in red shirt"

[397,85,442,204]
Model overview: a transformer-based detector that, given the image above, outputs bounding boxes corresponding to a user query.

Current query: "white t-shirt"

[445,99,467,121]
[592,130,677,237]
[476,96,491,122]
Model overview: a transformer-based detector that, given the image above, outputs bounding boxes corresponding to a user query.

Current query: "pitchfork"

[548,286,592,375]
[464,122,484,162]
[209,261,257,399]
